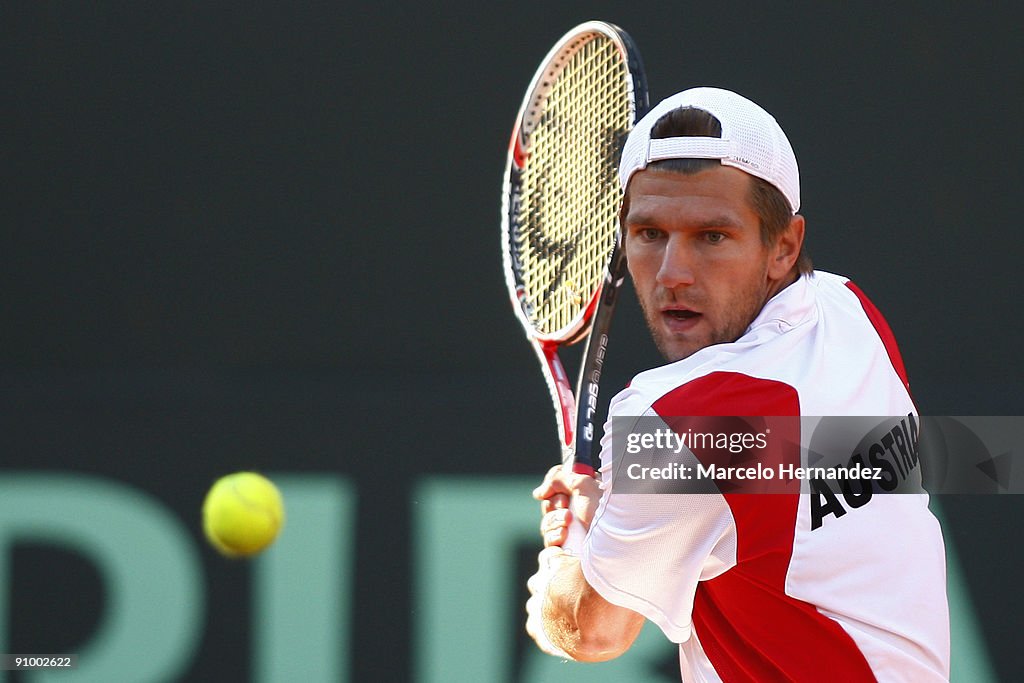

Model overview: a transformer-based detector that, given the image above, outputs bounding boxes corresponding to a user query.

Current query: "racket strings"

[513,34,632,337]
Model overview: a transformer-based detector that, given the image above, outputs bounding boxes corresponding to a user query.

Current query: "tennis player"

[526,87,950,681]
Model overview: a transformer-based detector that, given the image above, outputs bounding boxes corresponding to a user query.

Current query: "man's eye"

[705,232,725,244]
[640,228,662,241]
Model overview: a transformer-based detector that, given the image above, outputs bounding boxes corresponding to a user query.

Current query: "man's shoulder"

[612,269,906,419]
[653,371,801,418]
[613,367,801,419]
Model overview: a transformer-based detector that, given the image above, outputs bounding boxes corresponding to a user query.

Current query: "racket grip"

[562,516,588,557]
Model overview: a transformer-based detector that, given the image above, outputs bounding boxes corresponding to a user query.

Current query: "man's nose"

[655,235,696,289]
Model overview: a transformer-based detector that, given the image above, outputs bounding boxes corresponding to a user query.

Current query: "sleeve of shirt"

[579,371,801,644]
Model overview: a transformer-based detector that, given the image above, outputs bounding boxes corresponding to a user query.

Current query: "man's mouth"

[660,307,702,330]
[663,309,698,320]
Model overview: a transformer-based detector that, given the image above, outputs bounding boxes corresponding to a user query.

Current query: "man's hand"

[525,465,645,661]
[533,465,602,548]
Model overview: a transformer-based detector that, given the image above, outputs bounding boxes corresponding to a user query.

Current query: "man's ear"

[768,214,805,280]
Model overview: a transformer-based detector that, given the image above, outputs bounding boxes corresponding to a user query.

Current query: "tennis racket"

[501,21,648,552]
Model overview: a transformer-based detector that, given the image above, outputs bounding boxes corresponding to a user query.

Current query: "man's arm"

[527,545,645,661]
[525,467,645,661]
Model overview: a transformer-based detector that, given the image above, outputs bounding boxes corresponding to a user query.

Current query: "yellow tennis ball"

[202,472,285,557]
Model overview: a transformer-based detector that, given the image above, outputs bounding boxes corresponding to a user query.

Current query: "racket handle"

[562,516,588,557]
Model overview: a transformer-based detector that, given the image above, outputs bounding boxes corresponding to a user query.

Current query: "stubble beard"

[641,271,770,363]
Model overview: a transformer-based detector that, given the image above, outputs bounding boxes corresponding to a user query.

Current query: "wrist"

[526,547,577,660]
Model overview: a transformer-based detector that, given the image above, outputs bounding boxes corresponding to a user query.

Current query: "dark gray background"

[3,3,1021,680]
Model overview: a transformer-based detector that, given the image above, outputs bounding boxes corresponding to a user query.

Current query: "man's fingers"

[540,508,571,547]
[541,492,570,514]
[544,526,568,547]
[532,464,573,501]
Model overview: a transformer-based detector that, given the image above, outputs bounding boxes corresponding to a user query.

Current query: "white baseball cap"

[618,87,800,213]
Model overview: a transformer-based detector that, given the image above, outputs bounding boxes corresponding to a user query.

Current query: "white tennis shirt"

[580,271,950,682]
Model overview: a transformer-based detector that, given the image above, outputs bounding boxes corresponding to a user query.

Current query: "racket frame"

[501,21,648,476]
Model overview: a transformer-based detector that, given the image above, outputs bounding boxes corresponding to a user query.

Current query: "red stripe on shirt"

[845,281,910,393]
[653,371,876,682]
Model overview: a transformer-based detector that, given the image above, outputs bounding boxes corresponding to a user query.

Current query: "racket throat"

[539,341,576,449]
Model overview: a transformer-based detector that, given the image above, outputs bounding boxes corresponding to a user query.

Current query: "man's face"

[623,165,787,362]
